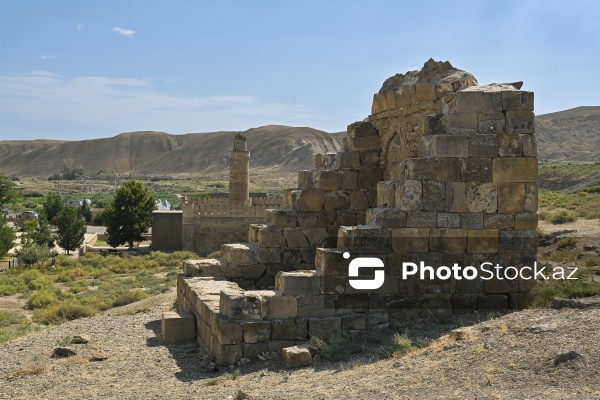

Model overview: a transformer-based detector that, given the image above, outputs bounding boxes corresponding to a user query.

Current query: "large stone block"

[359,166,383,189]
[360,150,380,167]
[429,228,467,253]
[316,170,341,191]
[505,111,535,134]
[392,228,430,253]
[446,112,477,132]
[257,225,286,248]
[266,295,298,319]
[377,180,398,207]
[242,320,271,343]
[296,213,318,228]
[277,270,321,296]
[162,311,196,344]
[436,212,461,228]
[465,182,497,213]
[492,158,538,182]
[477,112,505,134]
[315,248,347,276]
[406,211,437,228]
[467,229,499,253]
[502,91,534,112]
[422,135,469,158]
[324,192,350,211]
[271,209,297,228]
[460,213,483,229]
[348,121,378,137]
[271,319,296,340]
[514,212,538,230]
[298,170,314,189]
[340,169,359,190]
[214,343,243,366]
[220,290,262,320]
[436,158,462,181]
[461,158,492,182]
[349,190,369,211]
[366,207,407,228]
[455,90,502,113]
[522,134,537,157]
[469,134,498,157]
[258,248,281,264]
[349,135,381,151]
[525,183,538,212]
[483,213,514,229]
[497,183,525,213]
[211,314,243,345]
[283,344,312,368]
[297,189,326,212]
[301,227,327,247]
[222,243,258,266]
[498,133,523,157]
[405,159,437,180]
[284,228,309,248]
[308,317,342,340]
[340,225,392,253]
[422,180,447,211]
[395,180,423,211]
[297,295,335,318]
[336,151,361,169]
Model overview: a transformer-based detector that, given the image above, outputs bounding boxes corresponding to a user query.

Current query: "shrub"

[550,210,577,224]
[312,334,359,362]
[34,301,96,324]
[390,331,416,356]
[112,290,149,307]
[530,268,600,307]
[556,237,578,250]
[26,289,58,309]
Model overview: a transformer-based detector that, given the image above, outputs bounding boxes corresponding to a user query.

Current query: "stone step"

[268,209,298,228]
[183,258,227,276]
[275,270,321,296]
[219,288,298,320]
[337,225,392,254]
[221,243,259,266]
[161,311,196,344]
[314,248,347,276]
[365,207,407,228]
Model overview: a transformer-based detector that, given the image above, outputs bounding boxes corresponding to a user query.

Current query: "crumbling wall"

[173,59,538,366]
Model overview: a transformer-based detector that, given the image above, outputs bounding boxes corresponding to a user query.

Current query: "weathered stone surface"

[277,270,321,296]
[467,229,499,253]
[461,213,483,229]
[297,190,326,212]
[436,158,462,181]
[492,158,537,182]
[266,295,298,319]
[498,183,525,213]
[220,291,262,320]
[514,212,538,230]
[297,170,313,189]
[360,150,380,166]
[461,158,492,182]
[284,228,309,248]
[211,314,243,345]
[396,180,423,211]
[359,166,383,189]
[406,211,436,228]
[350,135,380,151]
[455,90,503,113]
[162,311,196,344]
[422,135,469,158]
[340,226,392,253]
[392,228,430,253]
[469,134,498,157]
[422,180,447,211]
[271,319,296,340]
[348,121,378,137]
[336,151,361,169]
[498,133,523,157]
[405,159,437,180]
[483,213,514,229]
[437,212,461,228]
[340,169,358,190]
[316,170,341,191]
[377,180,398,207]
[308,317,342,340]
[522,134,537,157]
[243,321,271,343]
[465,183,497,213]
[366,207,407,228]
[429,228,467,253]
[271,209,297,228]
[257,226,286,248]
[324,192,350,211]
[502,90,534,111]
[297,295,335,318]
[505,111,535,134]
[283,344,312,368]
[222,243,258,266]
[477,112,505,134]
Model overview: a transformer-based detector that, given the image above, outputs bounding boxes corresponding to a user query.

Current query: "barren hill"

[536,106,600,161]
[0,126,344,177]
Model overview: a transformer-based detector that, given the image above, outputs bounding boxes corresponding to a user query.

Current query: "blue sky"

[0,0,598,140]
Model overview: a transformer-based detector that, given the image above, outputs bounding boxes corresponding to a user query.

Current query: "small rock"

[240,358,250,365]
[71,335,90,344]
[528,324,557,334]
[449,328,472,341]
[90,353,109,362]
[236,389,248,400]
[257,354,266,361]
[583,244,599,252]
[228,364,235,370]
[52,347,76,358]
[236,361,241,366]
[206,362,218,372]
[269,351,278,358]
[554,350,584,366]
[552,296,600,309]
[282,344,312,368]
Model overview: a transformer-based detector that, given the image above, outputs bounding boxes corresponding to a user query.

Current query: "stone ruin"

[165,59,538,366]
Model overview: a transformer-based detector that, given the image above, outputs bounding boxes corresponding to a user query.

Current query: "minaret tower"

[228,132,250,205]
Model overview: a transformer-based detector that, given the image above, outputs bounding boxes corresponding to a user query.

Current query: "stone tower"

[228,132,250,205]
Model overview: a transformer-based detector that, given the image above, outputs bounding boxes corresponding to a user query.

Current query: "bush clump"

[34,301,96,325]
[550,210,577,224]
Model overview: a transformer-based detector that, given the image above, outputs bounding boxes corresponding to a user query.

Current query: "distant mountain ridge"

[0,126,344,177]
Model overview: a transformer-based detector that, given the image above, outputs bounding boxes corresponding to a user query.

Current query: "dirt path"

[1,289,598,400]
[538,218,600,237]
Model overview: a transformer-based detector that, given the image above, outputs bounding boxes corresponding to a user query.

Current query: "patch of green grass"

[112,290,149,307]
[313,334,360,362]
[205,377,220,386]
[0,311,41,344]
[223,369,240,380]
[33,300,96,324]
[26,289,58,309]
[556,237,578,250]
[531,268,600,307]
[539,189,600,220]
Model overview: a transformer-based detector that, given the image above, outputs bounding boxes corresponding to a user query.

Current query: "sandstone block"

[298,170,314,189]
[271,209,297,228]
[222,243,258,266]
[498,133,523,156]
[266,295,298,319]
[446,112,478,131]
[324,192,350,211]
[395,180,423,211]
[461,158,492,182]
[422,180,447,211]
[505,111,535,134]
[522,134,537,157]
[315,248,347,276]
[406,211,436,228]
[455,90,502,113]
[283,344,312,368]
[359,166,383,189]
[350,136,380,151]
[492,158,537,182]
[257,225,286,248]
[301,227,327,247]
[340,169,359,190]
[422,135,469,158]
[243,321,271,343]
[405,159,437,180]
[277,270,321,296]
[220,291,262,320]
[469,134,498,157]
[297,189,326,212]
[350,190,369,211]
[467,230,499,253]
[211,314,243,345]
[316,170,341,191]
[514,212,538,230]
[284,228,309,248]
[243,342,269,359]
[348,121,378,137]
[465,182,497,213]
[483,213,514,229]
[498,183,525,213]
[297,295,335,318]
[415,83,437,101]
[360,150,380,167]
[366,207,407,228]
[525,183,538,212]
[336,211,357,227]
[340,225,392,253]
[429,228,467,253]
[281,248,303,265]
[392,228,430,253]
[271,319,296,340]
[502,90,534,111]
[296,213,318,228]
[336,151,361,169]
[258,248,281,264]
[308,317,342,340]
[477,112,505,134]
[214,343,243,366]
[162,311,196,344]
[377,180,398,207]
[436,158,462,181]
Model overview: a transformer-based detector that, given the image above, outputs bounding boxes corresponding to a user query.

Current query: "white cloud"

[111,27,136,37]
[76,23,83,31]
[0,71,316,139]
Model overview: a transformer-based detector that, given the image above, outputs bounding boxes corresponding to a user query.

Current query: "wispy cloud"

[111,27,136,37]
[38,56,56,60]
[0,72,316,139]
[76,23,83,31]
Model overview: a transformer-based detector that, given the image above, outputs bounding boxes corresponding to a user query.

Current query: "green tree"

[42,193,64,222]
[56,206,86,255]
[30,213,56,248]
[79,201,93,223]
[16,243,54,267]
[0,174,21,209]
[0,221,14,257]
[104,181,156,248]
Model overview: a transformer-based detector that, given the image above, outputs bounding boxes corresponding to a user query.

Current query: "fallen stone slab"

[282,344,312,368]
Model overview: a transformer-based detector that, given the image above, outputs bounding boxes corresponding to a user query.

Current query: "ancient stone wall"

[173,59,538,366]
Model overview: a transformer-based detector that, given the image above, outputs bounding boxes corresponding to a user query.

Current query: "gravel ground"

[1,289,599,400]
